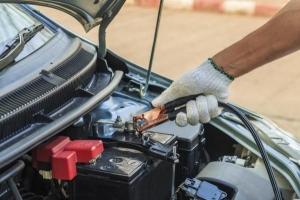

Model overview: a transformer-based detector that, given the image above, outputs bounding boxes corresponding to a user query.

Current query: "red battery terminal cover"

[52,151,77,180]
[35,136,71,163]
[65,140,104,163]
[32,136,71,168]
[32,136,104,180]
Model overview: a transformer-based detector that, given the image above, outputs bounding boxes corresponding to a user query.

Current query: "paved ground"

[253,0,288,3]
[37,5,300,139]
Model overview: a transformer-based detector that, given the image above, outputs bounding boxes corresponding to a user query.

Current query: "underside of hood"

[0,0,125,32]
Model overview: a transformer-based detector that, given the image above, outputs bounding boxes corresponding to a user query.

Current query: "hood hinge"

[98,0,125,59]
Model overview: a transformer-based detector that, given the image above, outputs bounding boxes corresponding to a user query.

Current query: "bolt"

[115,116,122,123]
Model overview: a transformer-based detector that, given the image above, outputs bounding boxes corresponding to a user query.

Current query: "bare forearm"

[212,0,300,78]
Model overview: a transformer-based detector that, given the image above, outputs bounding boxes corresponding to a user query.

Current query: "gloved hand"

[152,58,233,126]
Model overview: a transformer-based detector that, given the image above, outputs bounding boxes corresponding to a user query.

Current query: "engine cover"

[196,162,274,200]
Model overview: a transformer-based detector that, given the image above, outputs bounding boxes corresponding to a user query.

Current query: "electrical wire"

[43,179,67,200]
[58,179,69,199]
[21,191,44,200]
[24,195,44,200]
[219,102,282,200]
[171,182,185,200]
[204,149,210,164]
[22,192,36,198]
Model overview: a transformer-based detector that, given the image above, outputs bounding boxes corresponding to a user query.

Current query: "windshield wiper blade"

[0,22,44,70]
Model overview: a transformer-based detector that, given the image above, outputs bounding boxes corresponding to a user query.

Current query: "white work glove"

[152,58,233,126]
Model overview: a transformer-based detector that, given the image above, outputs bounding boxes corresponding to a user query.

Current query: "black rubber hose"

[8,178,22,200]
[0,160,25,200]
[0,160,25,183]
[219,102,282,200]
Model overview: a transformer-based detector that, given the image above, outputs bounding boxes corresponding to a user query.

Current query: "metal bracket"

[96,116,138,134]
[126,80,145,97]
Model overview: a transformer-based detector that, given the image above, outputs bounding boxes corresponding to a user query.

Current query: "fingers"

[206,94,219,118]
[195,95,220,123]
[175,95,221,126]
[186,100,199,125]
[175,112,188,127]
[195,96,210,123]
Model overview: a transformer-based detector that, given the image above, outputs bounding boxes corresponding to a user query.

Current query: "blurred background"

[36,0,300,138]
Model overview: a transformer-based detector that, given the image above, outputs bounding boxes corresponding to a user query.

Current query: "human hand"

[152,58,233,126]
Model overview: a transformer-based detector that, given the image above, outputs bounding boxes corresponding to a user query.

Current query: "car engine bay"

[0,28,297,200]
[0,90,297,200]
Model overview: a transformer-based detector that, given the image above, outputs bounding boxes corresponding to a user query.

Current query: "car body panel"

[0,0,124,32]
[0,3,299,199]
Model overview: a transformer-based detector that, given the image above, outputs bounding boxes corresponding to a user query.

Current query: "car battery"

[149,121,204,186]
[69,147,173,200]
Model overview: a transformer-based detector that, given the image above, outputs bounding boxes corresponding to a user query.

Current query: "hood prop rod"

[140,0,165,97]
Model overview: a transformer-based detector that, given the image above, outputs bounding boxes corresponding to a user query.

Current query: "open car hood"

[0,0,125,32]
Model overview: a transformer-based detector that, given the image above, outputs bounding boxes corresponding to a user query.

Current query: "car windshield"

[0,4,54,66]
